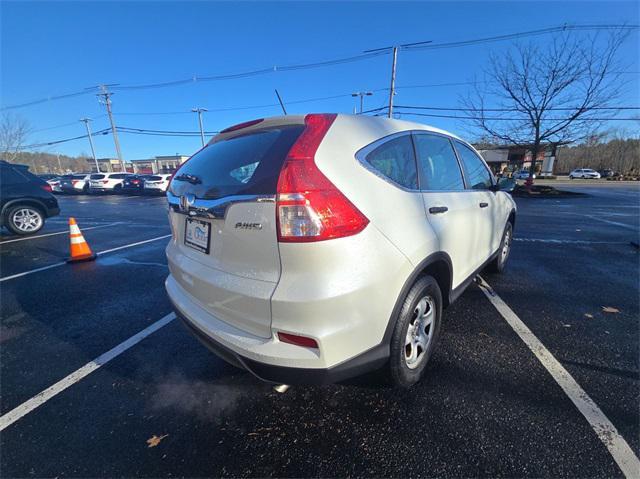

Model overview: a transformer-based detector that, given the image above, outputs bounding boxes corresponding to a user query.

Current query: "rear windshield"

[169,125,304,199]
[90,174,105,180]
[148,176,162,181]
[72,174,87,179]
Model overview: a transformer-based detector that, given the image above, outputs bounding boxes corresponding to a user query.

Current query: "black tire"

[113,184,122,194]
[4,204,45,235]
[388,276,442,388]
[486,222,513,274]
[569,175,574,179]
[82,184,89,193]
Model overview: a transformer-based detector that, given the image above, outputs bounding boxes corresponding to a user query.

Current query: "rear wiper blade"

[174,173,202,184]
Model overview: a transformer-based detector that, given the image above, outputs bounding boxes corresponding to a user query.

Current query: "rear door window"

[413,133,465,191]
[0,167,29,185]
[364,135,418,190]
[90,174,105,180]
[170,125,304,199]
[454,141,494,190]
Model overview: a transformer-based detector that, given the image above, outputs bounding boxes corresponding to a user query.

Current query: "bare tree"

[464,29,630,182]
[0,113,31,162]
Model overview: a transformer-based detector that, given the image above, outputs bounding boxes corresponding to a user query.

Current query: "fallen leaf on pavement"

[584,313,594,319]
[146,434,168,448]
[602,306,620,314]
[563,324,571,328]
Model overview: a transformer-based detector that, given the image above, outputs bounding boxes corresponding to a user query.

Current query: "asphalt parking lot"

[1,184,638,478]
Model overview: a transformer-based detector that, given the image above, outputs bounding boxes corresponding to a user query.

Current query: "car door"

[413,132,481,289]
[453,140,501,260]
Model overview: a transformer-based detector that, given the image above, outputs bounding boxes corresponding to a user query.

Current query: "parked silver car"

[165,114,517,387]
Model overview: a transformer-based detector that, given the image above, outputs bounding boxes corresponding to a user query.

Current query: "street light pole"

[191,108,208,147]
[351,91,373,114]
[80,118,100,173]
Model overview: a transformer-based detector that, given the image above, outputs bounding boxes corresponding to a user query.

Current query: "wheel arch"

[508,208,516,230]
[382,252,453,348]
[1,199,48,224]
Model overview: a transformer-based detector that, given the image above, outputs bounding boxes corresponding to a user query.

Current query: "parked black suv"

[0,161,60,235]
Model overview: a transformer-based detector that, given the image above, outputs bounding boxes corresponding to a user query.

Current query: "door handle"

[429,206,448,214]
[479,202,489,208]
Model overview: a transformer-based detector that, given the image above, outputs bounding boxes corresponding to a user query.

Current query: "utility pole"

[191,108,208,147]
[388,47,398,118]
[97,85,124,171]
[351,91,373,114]
[80,118,100,173]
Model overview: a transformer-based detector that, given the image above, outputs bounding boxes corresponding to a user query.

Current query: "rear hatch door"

[167,120,304,338]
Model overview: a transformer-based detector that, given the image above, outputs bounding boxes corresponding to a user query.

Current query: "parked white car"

[569,168,601,179]
[89,172,134,193]
[60,174,91,194]
[165,114,516,388]
[143,174,173,194]
[47,176,65,193]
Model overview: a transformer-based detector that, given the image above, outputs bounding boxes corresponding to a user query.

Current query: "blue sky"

[1,1,638,160]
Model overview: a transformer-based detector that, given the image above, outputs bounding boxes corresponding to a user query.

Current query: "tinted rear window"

[72,174,87,179]
[90,174,105,180]
[148,176,162,181]
[0,167,29,185]
[170,125,304,199]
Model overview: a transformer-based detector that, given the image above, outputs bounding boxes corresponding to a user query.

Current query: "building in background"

[478,144,557,177]
[85,158,127,173]
[130,155,190,174]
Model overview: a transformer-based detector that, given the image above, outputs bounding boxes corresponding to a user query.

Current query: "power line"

[4,23,637,111]
[394,110,640,121]
[21,128,111,149]
[395,105,640,112]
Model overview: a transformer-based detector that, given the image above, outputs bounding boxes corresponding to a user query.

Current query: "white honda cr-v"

[165,114,516,387]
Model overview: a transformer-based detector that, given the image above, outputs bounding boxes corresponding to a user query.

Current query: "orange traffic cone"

[67,217,97,263]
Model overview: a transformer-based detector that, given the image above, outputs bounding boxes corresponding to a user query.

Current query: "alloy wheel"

[12,208,42,233]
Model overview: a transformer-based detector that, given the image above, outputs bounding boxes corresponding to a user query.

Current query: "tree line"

[555,135,639,174]
[4,151,91,175]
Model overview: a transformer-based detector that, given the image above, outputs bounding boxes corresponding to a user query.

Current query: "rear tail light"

[72,180,80,185]
[41,184,53,193]
[276,114,369,242]
[101,180,108,184]
[277,332,319,349]
[132,180,140,184]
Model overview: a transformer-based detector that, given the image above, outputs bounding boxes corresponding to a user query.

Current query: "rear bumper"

[60,186,82,193]
[166,274,388,385]
[171,294,387,385]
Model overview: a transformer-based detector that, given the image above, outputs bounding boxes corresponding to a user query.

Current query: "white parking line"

[0,234,171,283]
[514,238,629,245]
[0,223,120,245]
[477,276,640,479]
[0,313,176,431]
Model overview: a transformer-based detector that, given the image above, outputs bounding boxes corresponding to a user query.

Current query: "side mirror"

[496,177,516,192]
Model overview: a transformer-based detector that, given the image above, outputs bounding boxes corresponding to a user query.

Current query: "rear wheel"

[388,276,442,388]
[5,205,45,235]
[487,222,512,273]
